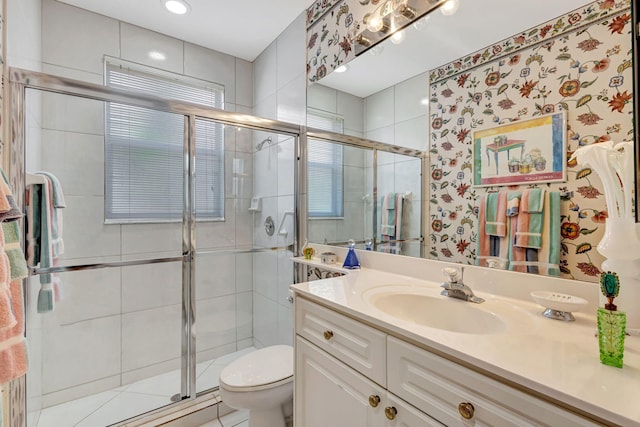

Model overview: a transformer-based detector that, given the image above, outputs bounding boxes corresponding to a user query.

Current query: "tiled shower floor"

[32,347,254,427]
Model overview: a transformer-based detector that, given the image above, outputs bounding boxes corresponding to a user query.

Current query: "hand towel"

[0,170,22,222]
[477,193,510,269]
[1,222,29,281]
[0,280,29,383]
[0,221,29,382]
[380,193,396,237]
[0,252,17,333]
[36,178,55,313]
[521,187,545,212]
[484,192,507,237]
[514,189,546,249]
[506,194,520,217]
[509,191,560,276]
[37,172,65,257]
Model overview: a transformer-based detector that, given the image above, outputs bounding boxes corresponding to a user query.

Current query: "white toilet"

[219,345,294,427]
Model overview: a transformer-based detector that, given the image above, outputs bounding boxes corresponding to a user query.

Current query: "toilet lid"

[219,345,293,391]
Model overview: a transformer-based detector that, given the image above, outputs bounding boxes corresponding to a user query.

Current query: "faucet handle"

[442,267,461,283]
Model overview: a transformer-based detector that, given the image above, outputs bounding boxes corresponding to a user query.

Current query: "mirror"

[306,0,636,283]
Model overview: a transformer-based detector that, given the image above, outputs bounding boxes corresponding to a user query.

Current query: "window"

[307,109,344,218]
[105,60,224,222]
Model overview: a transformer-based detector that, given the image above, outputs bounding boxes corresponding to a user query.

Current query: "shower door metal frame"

[304,128,426,255]
[7,67,303,426]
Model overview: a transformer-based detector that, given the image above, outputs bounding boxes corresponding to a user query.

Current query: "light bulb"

[334,64,349,73]
[440,0,459,16]
[367,14,384,32]
[390,29,406,44]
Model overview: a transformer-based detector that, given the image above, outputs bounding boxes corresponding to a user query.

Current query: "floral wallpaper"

[306,0,363,85]
[428,0,634,283]
[306,0,342,27]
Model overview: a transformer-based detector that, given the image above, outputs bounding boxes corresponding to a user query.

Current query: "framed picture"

[472,111,567,187]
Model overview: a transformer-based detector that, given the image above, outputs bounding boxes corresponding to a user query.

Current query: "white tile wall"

[365,87,395,131]
[235,59,254,109]
[41,0,119,75]
[122,262,182,313]
[307,84,337,112]
[42,316,121,396]
[120,23,184,74]
[196,253,237,299]
[276,15,306,90]
[197,295,237,351]
[395,115,429,151]
[394,73,429,122]
[122,304,182,372]
[41,130,104,197]
[184,42,236,105]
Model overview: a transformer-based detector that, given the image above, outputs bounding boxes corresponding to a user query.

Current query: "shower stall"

[9,68,302,427]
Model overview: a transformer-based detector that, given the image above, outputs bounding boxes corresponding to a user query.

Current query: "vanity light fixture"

[334,64,349,73]
[390,29,406,44]
[164,0,190,15]
[440,0,460,16]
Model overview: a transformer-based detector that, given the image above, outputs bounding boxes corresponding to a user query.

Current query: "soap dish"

[530,291,588,321]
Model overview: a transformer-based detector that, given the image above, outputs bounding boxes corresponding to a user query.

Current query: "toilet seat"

[219,345,293,392]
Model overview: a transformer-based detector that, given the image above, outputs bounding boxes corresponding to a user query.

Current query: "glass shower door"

[24,88,188,427]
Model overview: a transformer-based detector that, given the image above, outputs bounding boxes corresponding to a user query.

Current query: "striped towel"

[484,192,507,237]
[477,193,510,269]
[0,170,22,222]
[514,189,546,249]
[509,191,560,276]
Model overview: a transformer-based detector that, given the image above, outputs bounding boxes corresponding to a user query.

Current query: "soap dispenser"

[342,239,361,270]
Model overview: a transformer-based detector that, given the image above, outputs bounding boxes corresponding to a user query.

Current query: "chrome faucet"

[440,267,485,304]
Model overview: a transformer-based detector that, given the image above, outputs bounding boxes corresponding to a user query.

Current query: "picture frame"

[472,111,567,187]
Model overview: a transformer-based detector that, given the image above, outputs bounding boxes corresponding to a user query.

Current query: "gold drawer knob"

[384,406,397,420]
[458,402,475,419]
[323,330,334,340]
[368,395,381,408]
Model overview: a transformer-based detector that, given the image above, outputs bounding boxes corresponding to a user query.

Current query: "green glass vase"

[597,308,626,368]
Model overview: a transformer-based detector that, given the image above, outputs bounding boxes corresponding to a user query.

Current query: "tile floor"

[32,348,254,427]
[199,410,248,427]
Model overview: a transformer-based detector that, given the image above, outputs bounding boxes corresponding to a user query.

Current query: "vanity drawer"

[295,297,387,386]
[387,336,600,427]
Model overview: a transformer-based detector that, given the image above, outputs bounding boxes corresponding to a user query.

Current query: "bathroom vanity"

[291,249,640,426]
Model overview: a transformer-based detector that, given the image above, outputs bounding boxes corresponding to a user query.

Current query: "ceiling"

[59,0,595,97]
[57,0,313,62]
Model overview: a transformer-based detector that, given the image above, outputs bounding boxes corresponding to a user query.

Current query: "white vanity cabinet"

[294,297,602,427]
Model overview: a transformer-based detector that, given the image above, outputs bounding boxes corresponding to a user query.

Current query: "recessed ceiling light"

[335,64,349,73]
[164,0,190,15]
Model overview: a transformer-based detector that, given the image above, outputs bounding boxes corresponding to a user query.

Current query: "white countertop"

[291,251,640,426]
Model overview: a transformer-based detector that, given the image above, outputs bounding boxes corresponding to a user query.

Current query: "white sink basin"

[362,285,507,334]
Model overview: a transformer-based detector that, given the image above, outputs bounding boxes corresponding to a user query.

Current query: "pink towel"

[0,279,28,383]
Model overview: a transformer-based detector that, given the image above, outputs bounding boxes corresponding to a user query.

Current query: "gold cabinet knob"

[458,402,475,419]
[323,330,334,340]
[368,395,381,408]
[384,406,397,420]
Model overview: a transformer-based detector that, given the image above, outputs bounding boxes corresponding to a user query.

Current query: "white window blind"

[105,61,224,222]
[307,109,344,218]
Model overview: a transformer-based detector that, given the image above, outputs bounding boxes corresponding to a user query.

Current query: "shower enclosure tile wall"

[15,0,266,418]
[251,13,306,349]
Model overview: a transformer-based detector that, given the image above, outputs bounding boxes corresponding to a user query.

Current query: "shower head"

[256,136,272,151]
